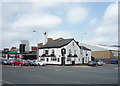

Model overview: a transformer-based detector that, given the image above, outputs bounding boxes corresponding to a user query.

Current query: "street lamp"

[33,29,39,60]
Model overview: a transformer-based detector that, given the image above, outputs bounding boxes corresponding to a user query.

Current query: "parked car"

[88,61,97,66]
[27,60,37,66]
[9,59,14,64]
[21,60,29,66]
[13,59,22,66]
[34,60,46,66]
[1,58,7,65]
[110,59,118,64]
[96,61,105,66]
[2,58,12,65]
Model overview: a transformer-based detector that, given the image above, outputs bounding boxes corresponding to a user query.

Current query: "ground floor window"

[40,57,45,61]
[51,57,57,61]
[58,58,60,62]
[47,58,49,62]
[85,57,87,62]
[79,58,80,61]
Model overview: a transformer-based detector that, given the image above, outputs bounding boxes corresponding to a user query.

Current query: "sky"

[0,0,118,49]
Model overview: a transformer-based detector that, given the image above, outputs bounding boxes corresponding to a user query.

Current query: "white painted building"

[39,38,91,65]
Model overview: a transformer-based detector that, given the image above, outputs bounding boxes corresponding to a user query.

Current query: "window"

[51,57,57,61]
[42,50,49,57]
[45,50,48,55]
[69,49,72,54]
[52,49,54,54]
[51,49,55,56]
[86,54,88,56]
[47,58,49,62]
[58,58,60,62]
[79,58,80,61]
[68,49,72,57]
[53,57,57,61]
[74,50,76,54]
[86,57,87,62]
[61,48,66,55]
[73,42,74,46]
[41,58,45,61]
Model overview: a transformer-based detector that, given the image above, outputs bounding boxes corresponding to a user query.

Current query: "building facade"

[39,38,91,65]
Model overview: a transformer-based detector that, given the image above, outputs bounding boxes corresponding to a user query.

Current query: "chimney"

[38,43,43,47]
[47,38,53,42]
[43,32,47,45]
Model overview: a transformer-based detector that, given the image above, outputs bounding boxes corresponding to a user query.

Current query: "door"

[61,57,65,65]
[82,58,84,64]
[72,61,75,65]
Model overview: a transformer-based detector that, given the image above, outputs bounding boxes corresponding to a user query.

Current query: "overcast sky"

[0,0,118,49]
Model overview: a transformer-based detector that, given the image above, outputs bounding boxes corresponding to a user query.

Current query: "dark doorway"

[72,61,75,65]
[61,57,65,65]
[82,58,84,64]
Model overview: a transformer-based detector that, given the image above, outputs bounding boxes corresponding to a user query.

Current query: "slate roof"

[39,38,74,49]
[39,38,91,51]
[79,46,91,51]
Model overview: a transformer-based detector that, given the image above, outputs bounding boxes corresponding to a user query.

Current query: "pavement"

[1,64,119,84]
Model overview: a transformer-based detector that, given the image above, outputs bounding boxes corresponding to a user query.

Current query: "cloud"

[48,30,73,39]
[102,3,118,25]
[1,2,63,48]
[31,2,59,11]
[86,3,118,45]
[10,14,63,32]
[89,18,97,25]
[66,6,88,24]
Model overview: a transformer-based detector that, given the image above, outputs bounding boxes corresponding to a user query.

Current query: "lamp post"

[81,32,87,64]
[33,29,39,60]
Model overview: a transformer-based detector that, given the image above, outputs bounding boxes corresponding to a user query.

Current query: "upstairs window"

[73,42,74,46]
[86,54,88,56]
[45,50,48,55]
[74,50,76,54]
[52,49,54,54]
[47,58,49,62]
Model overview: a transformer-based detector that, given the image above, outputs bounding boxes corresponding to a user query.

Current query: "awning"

[9,51,20,54]
[33,52,39,54]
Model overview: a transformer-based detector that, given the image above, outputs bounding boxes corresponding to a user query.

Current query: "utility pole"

[33,29,39,61]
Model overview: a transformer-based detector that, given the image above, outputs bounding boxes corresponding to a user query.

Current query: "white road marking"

[67,80,89,84]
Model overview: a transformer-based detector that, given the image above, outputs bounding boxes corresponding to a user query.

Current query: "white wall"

[39,48,62,64]
[82,50,91,63]
[39,40,91,65]
[63,40,82,65]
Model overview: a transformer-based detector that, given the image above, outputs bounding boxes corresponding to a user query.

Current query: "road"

[2,64,118,84]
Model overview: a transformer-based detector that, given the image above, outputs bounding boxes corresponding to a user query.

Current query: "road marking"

[67,80,89,84]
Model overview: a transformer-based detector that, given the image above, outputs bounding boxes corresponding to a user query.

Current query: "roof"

[39,38,74,49]
[79,46,91,51]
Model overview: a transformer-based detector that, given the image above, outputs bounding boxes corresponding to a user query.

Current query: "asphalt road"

[2,64,118,84]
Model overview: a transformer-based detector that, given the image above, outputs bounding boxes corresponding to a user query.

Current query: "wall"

[63,40,82,65]
[39,40,91,65]
[92,50,118,59]
[39,48,62,65]
[82,50,91,64]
